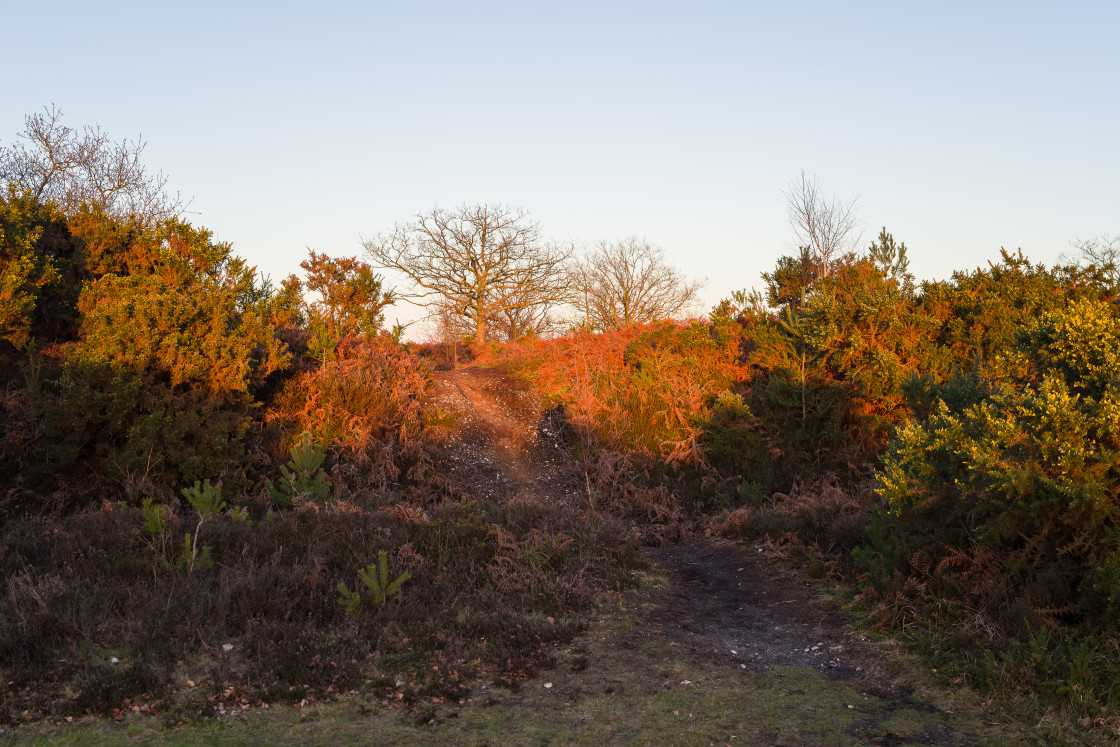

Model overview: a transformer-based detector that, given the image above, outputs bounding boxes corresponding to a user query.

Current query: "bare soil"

[430,367,584,507]
[647,540,913,703]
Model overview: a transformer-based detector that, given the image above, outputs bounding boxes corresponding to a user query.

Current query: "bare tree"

[570,237,704,330]
[492,285,566,340]
[784,172,861,276]
[1068,234,1120,286]
[1,105,185,222]
[421,300,559,343]
[362,204,572,345]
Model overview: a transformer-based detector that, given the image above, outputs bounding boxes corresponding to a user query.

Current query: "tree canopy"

[363,204,571,344]
[569,238,703,331]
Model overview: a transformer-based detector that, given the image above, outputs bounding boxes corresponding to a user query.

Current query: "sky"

[4,1,1118,336]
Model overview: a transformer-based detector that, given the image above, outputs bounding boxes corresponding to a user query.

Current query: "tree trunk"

[475,315,487,346]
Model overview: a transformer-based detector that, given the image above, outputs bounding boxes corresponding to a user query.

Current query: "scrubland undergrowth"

[2,175,1119,743]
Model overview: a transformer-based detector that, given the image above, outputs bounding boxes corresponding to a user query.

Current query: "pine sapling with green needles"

[140,497,173,572]
[337,550,412,614]
[180,479,226,572]
[268,431,329,507]
[141,498,167,547]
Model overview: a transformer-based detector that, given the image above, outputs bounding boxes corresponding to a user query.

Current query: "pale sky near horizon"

[4,1,1118,336]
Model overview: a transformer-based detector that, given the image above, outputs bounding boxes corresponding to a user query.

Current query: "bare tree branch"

[570,237,704,330]
[784,171,862,276]
[1,105,187,223]
[1067,234,1120,287]
[362,204,572,344]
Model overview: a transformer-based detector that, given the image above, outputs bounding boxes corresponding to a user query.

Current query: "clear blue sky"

[4,1,1118,333]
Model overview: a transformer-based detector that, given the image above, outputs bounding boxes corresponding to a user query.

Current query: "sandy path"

[429,367,580,504]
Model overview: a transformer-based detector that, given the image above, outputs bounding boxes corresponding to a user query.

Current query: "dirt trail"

[430,367,582,505]
[427,366,1001,745]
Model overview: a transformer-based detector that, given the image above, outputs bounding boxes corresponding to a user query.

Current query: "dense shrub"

[267,334,441,491]
[74,271,286,395]
[706,242,1117,497]
[0,190,298,500]
[0,187,75,351]
[34,363,251,489]
[705,245,932,491]
[493,321,744,464]
[16,225,288,492]
[916,249,1112,371]
[875,298,1120,631]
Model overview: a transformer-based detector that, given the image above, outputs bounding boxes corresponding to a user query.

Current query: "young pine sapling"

[268,431,329,507]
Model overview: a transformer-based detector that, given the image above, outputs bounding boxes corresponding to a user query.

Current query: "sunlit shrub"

[0,187,73,350]
[74,268,287,396]
[11,211,290,493]
[493,321,744,464]
[267,334,437,488]
[875,298,1120,630]
[917,249,1110,371]
[709,248,938,491]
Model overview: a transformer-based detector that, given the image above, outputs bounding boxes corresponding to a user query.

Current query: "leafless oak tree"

[1,105,186,223]
[362,204,572,345]
[492,284,566,340]
[426,293,562,343]
[570,237,704,330]
[784,171,861,276]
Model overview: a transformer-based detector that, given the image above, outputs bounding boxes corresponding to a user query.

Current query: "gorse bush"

[876,297,1120,631]
[700,240,1120,497]
[917,249,1113,370]
[0,189,293,497]
[1013,296,1120,398]
[74,268,287,396]
[0,186,75,350]
[33,363,252,488]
